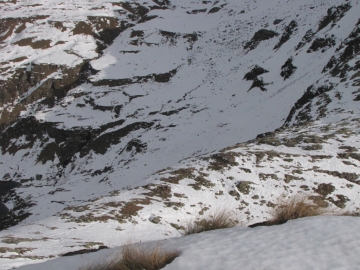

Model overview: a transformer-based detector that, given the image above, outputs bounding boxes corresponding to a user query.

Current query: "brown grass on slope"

[79,244,180,270]
[269,195,325,225]
[183,209,237,235]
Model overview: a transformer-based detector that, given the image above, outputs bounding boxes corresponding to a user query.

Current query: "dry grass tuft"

[268,195,325,225]
[183,210,236,235]
[79,244,180,270]
[335,210,360,217]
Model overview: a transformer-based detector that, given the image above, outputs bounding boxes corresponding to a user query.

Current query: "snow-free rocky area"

[0,0,360,269]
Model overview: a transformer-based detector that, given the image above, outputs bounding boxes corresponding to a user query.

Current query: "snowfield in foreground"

[13,216,360,270]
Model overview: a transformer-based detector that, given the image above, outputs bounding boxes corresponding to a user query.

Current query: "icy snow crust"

[0,0,360,268]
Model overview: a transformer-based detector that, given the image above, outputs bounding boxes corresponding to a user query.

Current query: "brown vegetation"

[183,210,236,235]
[79,244,179,270]
[269,195,324,225]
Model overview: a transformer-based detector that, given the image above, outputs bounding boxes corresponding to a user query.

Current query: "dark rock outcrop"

[280,57,297,80]
[274,20,298,50]
[244,29,279,51]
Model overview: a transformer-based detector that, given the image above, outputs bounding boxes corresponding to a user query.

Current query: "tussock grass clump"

[80,244,180,270]
[183,210,236,235]
[269,195,325,225]
[336,210,360,217]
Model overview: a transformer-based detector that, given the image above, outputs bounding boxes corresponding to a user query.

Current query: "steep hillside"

[0,0,359,268]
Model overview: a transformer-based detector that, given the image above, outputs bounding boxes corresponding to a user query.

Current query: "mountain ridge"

[0,0,359,268]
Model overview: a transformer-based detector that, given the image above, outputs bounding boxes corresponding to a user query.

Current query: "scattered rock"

[143,184,172,200]
[314,183,335,197]
[164,201,184,210]
[316,170,359,184]
[149,216,161,224]
[284,174,304,183]
[170,223,183,230]
[236,181,255,195]
[207,152,239,171]
[259,173,278,181]
[302,144,323,151]
[328,194,349,208]
[188,176,215,190]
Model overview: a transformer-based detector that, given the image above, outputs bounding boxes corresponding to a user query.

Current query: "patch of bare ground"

[0,16,49,42]
[160,168,196,184]
[206,152,240,171]
[14,38,52,49]
[142,184,172,200]
[0,57,28,65]
[0,246,35,254]
[61,198,152,224]
[315,170,359,184]
[1,237,48,244]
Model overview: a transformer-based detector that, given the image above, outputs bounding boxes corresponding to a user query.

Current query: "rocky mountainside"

[0,0,360,268]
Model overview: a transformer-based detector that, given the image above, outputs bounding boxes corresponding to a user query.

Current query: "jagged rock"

[208,7,221,14]
[0,181,22,195]
[307,36,336,53]
[284,83,335,126]
[243,64,270,92]
[318,3,352,31]
[0,202,9,217]
[295,29,315,51]
[244,29,279,50]
[323,19,360,78]
[248,77,269,92]
[274,20,298,50]
[280,57,297,80]
[62,246,108,257]
[244,65,269,81]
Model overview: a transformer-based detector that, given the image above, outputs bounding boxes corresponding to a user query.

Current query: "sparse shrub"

[80,244,180,270]
[183,210,236,235]
[268,195,324,225]
[336,210,360,217]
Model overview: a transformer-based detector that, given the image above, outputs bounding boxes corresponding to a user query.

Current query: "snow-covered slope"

[13,216,360,270]
[0,0,359,268]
